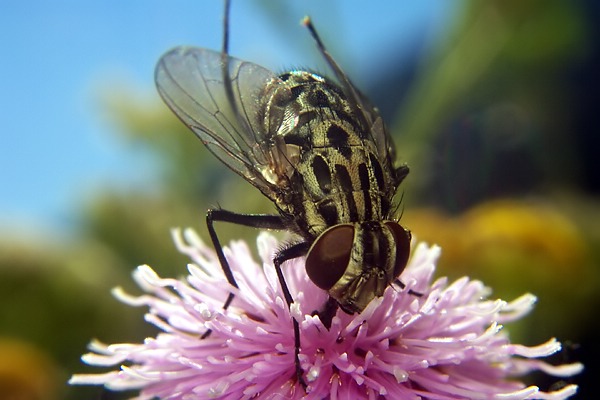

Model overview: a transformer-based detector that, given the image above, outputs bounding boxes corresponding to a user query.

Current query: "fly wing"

[323,53,400,183]
[366,106,399,175]
[352,87,403,188]
[155,46,287,200]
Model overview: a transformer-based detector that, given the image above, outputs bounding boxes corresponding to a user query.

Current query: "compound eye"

[305,224,354,290]
[386,222,411,277]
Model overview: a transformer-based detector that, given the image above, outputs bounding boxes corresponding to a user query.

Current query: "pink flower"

[70,229,582,399]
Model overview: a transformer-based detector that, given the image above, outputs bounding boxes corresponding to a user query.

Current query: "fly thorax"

[304,221,411,314]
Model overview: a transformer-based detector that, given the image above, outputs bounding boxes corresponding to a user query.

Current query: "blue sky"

[0,0,457,236]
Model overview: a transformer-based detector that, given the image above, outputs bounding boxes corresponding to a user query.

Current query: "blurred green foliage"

[1,1,597,399]
[395,0,590,205]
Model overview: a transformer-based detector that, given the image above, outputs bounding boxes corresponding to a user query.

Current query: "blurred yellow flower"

[405,199,587,275]
[0,338,60,400]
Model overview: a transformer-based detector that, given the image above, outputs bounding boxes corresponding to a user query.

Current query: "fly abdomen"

[296,146,392,236]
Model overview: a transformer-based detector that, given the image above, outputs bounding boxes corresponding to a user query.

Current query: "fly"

[155,0,413,388]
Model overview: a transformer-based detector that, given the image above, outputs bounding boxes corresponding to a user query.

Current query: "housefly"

[155,0,412,387]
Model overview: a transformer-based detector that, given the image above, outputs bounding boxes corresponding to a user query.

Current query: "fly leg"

[208,209,311,389]
[204,208,286,338]
[273,242,311,389]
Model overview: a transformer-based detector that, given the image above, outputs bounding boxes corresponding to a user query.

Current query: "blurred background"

[1,0,598,399]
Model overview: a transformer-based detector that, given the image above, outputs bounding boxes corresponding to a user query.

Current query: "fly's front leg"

[273,242,311,389]
[205,209,286,333]
[206,209,309,389]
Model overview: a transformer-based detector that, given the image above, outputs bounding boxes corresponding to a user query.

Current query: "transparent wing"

[325,56,398,175]
[357,92,398,171]
[371,119,400,185]
[339,80,400,183]
[155,46,286,200]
